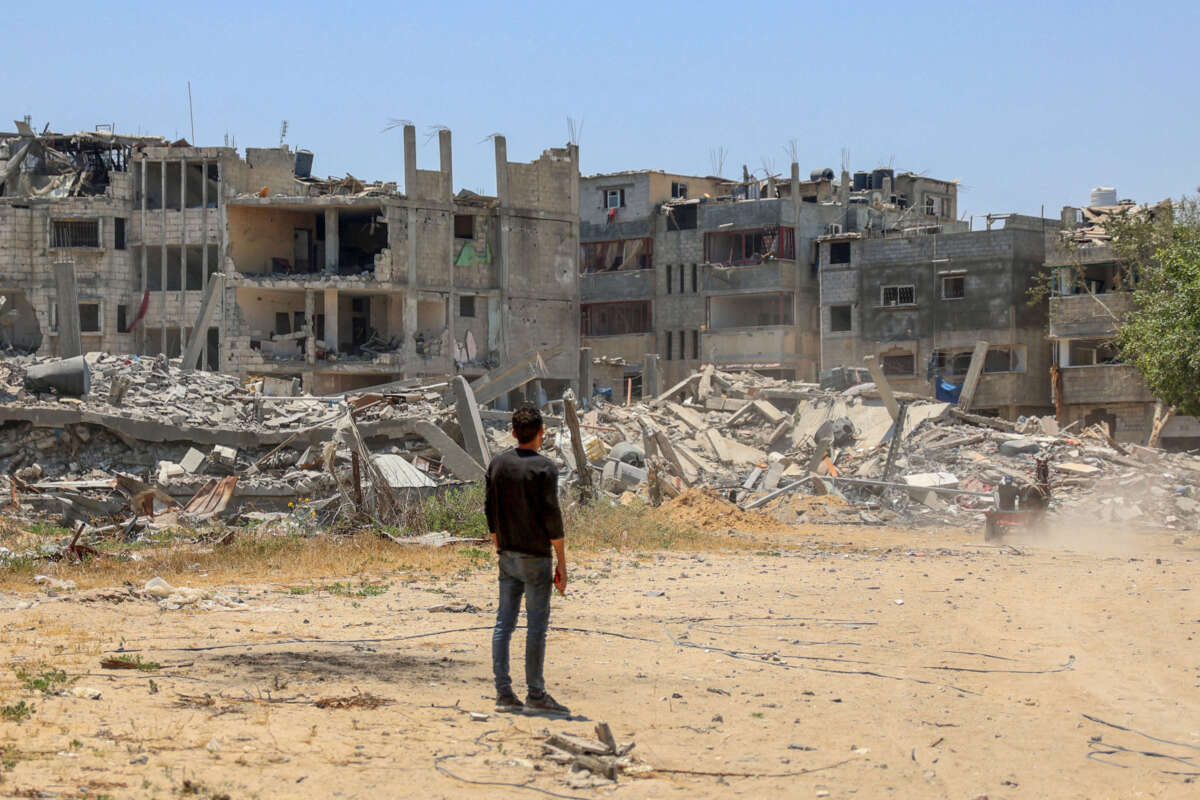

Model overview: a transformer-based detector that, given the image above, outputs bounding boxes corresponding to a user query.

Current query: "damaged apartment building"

[818,211,1059,418]
[579,163,962,393]
[1046,192,1199,447]
[1,117,580,396]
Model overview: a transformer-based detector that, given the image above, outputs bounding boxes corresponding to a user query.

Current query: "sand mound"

[661,487,786,532]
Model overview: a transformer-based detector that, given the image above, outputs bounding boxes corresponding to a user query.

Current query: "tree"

[1115,197,1200,417]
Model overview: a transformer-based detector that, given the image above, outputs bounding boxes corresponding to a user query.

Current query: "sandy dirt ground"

[0,521,1196,799]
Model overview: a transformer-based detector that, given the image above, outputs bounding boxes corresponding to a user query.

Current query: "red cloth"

[124,290,150,332]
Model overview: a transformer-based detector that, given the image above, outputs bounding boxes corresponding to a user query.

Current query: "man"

[485,405,569,715]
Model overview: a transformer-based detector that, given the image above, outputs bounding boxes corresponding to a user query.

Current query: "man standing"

[485,405,569,715]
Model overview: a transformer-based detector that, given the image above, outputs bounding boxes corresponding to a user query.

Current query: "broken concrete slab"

[179,448,206,474]
[452,376,490,468]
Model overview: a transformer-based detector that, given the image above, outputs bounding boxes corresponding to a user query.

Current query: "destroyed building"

[578,164,962,396]
[2,119,580,397]
[818,213,1057,418]
[1046,194,1200,447]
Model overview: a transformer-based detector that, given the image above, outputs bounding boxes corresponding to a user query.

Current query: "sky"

[7,1,1198,220]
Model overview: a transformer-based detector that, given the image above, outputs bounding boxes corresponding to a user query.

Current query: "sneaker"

[524,692,570,715]
[494,691,523,713]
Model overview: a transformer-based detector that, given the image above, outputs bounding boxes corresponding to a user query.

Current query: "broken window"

[830,305,852,332]
[941,275,965,300]
[454,214,475,240]
[983,347,1013,373]
[665,331,673,361]
[336,210,387,273]
[671,182,688,199]
[580,301,652,337]
[881,285,916,307]
[275,312,291,336]
[665,264,672,294]
[460,295,476,318]
[924,194,950,218]
[881,352,915,376]
[691,264,698,293]
[704,227,795,265]
[692,329,700,360]
[829,242,851,264]
[114,218,126,250]
[668,204,697,231]
[117,305,128,333]
[51,219,100,248]
[580,239,652,272]
[78,302,101,333]
[604,189,625,209]
[708,293,794,329]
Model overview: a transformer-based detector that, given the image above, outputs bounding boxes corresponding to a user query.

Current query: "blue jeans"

[492,550,553,697]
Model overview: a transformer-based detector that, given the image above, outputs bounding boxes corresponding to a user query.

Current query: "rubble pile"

[565,365,1200,534]
[0,353,491,548]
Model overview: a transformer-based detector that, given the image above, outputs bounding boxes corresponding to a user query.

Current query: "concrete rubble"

[559,366,1200,534]
[1,348,1197,566]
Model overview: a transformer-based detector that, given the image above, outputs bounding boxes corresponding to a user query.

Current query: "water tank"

[871,168,894,190]
[294,149,314,178]
[1090,186,1117,206]
[852,171,870,191]
[810,167,835,181]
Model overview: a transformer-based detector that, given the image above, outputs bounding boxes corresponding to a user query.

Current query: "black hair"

[512,405,543,445]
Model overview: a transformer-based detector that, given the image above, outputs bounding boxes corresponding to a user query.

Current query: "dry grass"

[0,494,765,593]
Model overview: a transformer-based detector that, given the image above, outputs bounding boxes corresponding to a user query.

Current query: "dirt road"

[0,522,1196,798]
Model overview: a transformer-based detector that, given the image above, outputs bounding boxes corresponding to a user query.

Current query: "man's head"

[512,405,544,450]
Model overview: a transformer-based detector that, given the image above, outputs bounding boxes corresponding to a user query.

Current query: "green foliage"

[109,654,161,671]
[1115,198,1200,416]
[420,485,488,537]
[14,663,73,694]
[0,701,35,722]
[323,580,390,598]
[288,586,312,595]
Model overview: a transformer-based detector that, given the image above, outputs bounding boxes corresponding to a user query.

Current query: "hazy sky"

[7,1,1197,219]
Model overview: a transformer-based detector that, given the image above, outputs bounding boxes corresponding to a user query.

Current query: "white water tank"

[1090,186,1117,207]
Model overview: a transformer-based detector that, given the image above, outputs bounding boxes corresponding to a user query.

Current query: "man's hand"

[553,561,567,596]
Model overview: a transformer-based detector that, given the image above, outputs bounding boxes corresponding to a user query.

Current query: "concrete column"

[1059,340,1071,368]
[404,210,419,361]
[402,125,417,196]
[53,262,82,358]
[324,288,338,353]
[324,208,339,273]
[159,160,167,355]
[201,158,208,293]
[643,353,662,399]
[179,159,188,353]
[304,290,316,366]
[438,129,453,198]
[138,157,147,355]
[578,346,592,403]
[452,375,489,467]
[493,135,510,362]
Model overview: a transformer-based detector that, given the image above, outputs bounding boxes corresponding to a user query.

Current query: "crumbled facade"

[579,164,962,392]
[818,213,1057,418]
[1046,200,1200,446]
[2,120,580,396]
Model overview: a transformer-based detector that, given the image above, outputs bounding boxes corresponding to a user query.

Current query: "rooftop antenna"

[423,124,448,145]
[708,146,727,177]
[279,120,289,147]
[187,81,195,144]
[567,115,584,146]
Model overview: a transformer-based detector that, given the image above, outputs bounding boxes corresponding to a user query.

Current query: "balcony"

[1049,292,1132,339]
[581,333,654,364]
[701,325,796,368]
[703,259,795,294]
[1060,363,1154,405]
[580,269,654,302]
